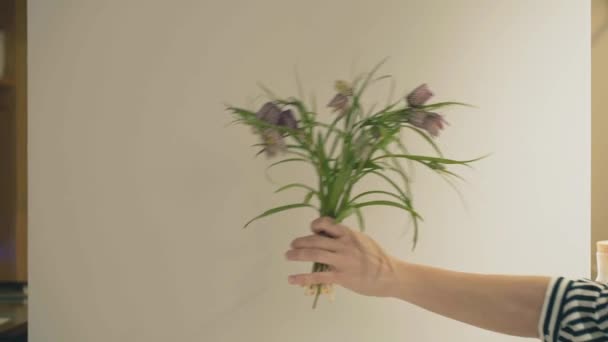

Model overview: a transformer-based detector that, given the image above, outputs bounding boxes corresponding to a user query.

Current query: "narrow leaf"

[303,191,315,204]
[402,125,444,157]
[354,207,366,232]
[244,203,317,228]
[274,183,316,194]
[366,170,409,204]
[374,154,486,165]
[355,57,390,97]
[335,207,353,222]
[411,213,420,251]
[352,200,421,218]
[257,82,280,100]
[351,190,404,203]
[267,158,309,171]
[420,101,475,110]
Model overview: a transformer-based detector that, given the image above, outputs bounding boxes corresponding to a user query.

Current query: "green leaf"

[354,207,365,232]
[402,125,444,157]
[244,203,317,228]
[366,170,409,204]
[353,159,383,171]
[436,168,467,182]
[335,207,354,222]
[316,132,331,177]
[373,154,486,165]
[378,145,413,198]
[274,183,316,194]
[227,106,256,117]
[352,200,421,218]
[267,158,309,171]
[437,171,469,213]
[411,212,420,251]
[355,57,390,98]
[303,191,316,204]
[380,163,412,201]
[286,144,311,152]
[390,141,416,189]
[322,115,346,159]
[351,190,404,203]
[284,150,311,159]
[373,74,392,82]
[315,122,346,136]
[257,82,280,100]
[419,101,475,110]
[224,119,243,127]
[326,167,353,215]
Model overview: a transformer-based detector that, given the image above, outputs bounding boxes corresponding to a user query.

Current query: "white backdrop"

[29,1,590,341]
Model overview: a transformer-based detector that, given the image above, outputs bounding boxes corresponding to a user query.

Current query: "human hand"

[285,217,403,297]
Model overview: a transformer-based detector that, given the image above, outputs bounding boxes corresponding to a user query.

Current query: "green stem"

[310,219,338,309]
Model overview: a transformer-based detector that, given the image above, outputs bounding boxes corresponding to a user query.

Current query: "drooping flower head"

[278,109,298,130]
[256,102,282,125]
[334,80,353,96]
[327,80,353,115]
[406,83,433,107]
[405,84,447,137]
[254,102,299,156]
[327,94,349,113]
[409,110,447,137]
[260,128,286,157]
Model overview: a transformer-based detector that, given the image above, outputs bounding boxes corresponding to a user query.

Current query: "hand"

[285,217,402,297]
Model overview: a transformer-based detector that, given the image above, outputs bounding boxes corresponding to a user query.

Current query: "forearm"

[390,261,551,338]
[288,219,608,339]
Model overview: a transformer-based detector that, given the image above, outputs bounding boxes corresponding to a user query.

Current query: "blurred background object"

[0,0,27,341]
[0,30,5,79]
[592,0,608,279]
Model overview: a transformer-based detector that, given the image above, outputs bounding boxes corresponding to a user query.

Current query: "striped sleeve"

[539,277,608,341]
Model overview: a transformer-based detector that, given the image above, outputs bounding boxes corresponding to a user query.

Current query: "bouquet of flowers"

[227,61,481,308]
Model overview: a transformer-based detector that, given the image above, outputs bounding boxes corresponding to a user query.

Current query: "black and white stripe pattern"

[539,277,608,341]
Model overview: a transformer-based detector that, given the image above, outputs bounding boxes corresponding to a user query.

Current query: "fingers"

[291,234,343,252]
[288,271,337,286]
[285,248,342,266]
[310,217,348,238]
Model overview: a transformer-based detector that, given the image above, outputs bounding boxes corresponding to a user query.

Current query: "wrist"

[386,259,416,299]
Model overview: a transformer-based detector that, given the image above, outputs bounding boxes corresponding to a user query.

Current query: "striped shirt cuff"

[539,277,608,341]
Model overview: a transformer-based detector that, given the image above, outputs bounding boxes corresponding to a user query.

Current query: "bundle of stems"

[228,61,482,308]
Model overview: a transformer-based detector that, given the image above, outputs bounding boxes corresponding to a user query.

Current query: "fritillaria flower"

[278,109,298,130]
[334,80,353,96]
[255,102,299,156]
[260,128,286,157]
[256,101,282,124]
[406,83,433,107]
[405,84,447,137]
[327,80,353,115]
[409,110,447,137]
[327,93,349,113]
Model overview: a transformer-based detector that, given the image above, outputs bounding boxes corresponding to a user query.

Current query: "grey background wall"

[29,1,590,341]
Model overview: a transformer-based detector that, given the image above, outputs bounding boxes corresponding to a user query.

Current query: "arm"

[285,217,550,338]
[391,262,549,338]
